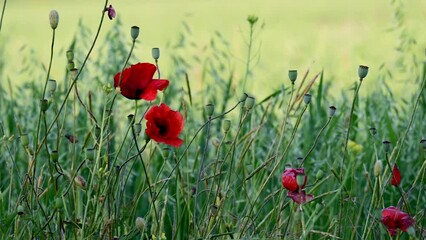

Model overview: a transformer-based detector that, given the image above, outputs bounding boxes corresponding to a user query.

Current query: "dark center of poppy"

[156,121,168,135]
[135,89,144,97]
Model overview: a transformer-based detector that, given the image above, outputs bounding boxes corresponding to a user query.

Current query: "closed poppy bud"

[135,217,146,232]
[17,205,24,215]
[20,134,29,147]
[74,176,86,189]
[49,10,59,30]
[382,140,391,153]
[288,70,297,83]
[244,96,255,111]
[391,164,401,186]
[374,160,383,177]
[223,119,231,132]
[48,79,57,93]
[328,106,336,117]
[40,99,49,112]
[66,50,74,61]
[152,48,160,60]
[86,148,95,161]
[131,26,140,40]
[304,93,312,104]
[420,138,426,149]
[358,65,369,80]
[50,150,58,162]
[205,103,214,117]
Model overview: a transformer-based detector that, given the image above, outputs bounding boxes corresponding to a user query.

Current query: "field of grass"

[0,0,426,239]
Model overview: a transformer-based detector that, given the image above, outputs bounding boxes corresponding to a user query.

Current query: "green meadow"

[0,0,425,239]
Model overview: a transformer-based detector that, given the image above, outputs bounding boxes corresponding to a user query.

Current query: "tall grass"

[0,1,425,239]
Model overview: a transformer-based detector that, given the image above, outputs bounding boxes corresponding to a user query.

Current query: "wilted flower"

[105,5,116,20]
[287,190,313,204]
[282,168,307,192]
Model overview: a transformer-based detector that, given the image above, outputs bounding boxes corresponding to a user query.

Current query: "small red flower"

[287,191,313,204]
[281,168,307,192]
[114,63,169,101]
[391,163,401,186]
[105,5,116,20]
[381,206,414,236]
[145,103,184,147]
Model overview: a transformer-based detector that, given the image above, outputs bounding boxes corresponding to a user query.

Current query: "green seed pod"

[304,93,312,104]
[223,119,231,132]
[205,103,214,117]
[131,26,140,40]
[296,174,305,187]
[328,106,336,117]
[66,50,74,61]
[382,140,391,153]
[40,99,49,112]
[316,169,324,180]
[48,79,57,93]
[134,123,142,136]
[70,68,78,80]
[288,70,298,83]
[67,61,75,71]
[50,150,59,162]
[420,139,426,150]
[358,65,369,80]
[244,96,255,111]
[49,10,59,30]
[17,205,24,215]
[152,48,160,60]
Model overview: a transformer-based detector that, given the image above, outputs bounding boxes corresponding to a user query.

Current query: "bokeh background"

[1,0,425,99]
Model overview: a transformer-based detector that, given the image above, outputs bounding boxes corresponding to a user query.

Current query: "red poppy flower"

[114,63,169,101]
[287,191,313,204]
[381,206,414,236]
[145,103,184,147]
[282,168,307,192]
[105,5,116,20]
[391,164,401,186]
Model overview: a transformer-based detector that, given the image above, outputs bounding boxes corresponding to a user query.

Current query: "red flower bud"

[391,163,401,186]
[281,168,307,192]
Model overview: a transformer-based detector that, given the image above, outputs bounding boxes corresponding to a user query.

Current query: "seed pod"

[131,26,140,40]
[49,10,59,30]
[358,65,369,79]
[288,70,297,83]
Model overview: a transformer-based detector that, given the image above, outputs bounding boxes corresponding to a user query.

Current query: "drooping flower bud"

[328,106,336,117]
[152,48,160,60]
[358,65,369,80]
[288,70,297,83]
[49,10,59,30]
[304,93,312,105]
[131,26,140,41]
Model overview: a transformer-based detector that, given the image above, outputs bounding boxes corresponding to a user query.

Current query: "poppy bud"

[70,68,78,80]
[131,26,140,40]
[86,148,95,161]
[304,93,312,104]
[205,103,214,117]
[328,106,336,117]
[135,217,146,232]
[127,114,135,125]
[17,205,24,215]
[244,96,255,111]
[50,150,58,162]
[49,10,59,30]
[66,50,74,61]
[152,48,160,60]
[163,147,171,158]
[134,123,142,136]
[316,169,324,180]
[374,160,383,177]
[20,134,29,147]
[358,65,369,80]
[48,79,57,93]
[223,119,231,132]
[420,138,426,150]
[369,127,377,136]
[382,140,391,153]
[74,176,86,190]
[288,70,297,83]
[40,99,49,112]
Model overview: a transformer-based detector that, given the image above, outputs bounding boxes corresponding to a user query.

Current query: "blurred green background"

[1,0,425,99]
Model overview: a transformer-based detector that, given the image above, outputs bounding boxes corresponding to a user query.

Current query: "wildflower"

[381,206,414,236]
[145,103,184,147]
[114,63,169,100]
[391,163,401,186]
[287,190,313,204]
[105,5,116,20]
[282,168,307,192]
[348,140,363,155]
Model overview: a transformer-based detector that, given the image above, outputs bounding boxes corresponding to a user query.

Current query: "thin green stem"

[0,0,7,32]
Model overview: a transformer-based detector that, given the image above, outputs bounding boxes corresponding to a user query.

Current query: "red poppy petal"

[131,63,157,89]
[391,164,401,186]
[139,79,169,101]
[114,67,132,88]
[287,191,313,204]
